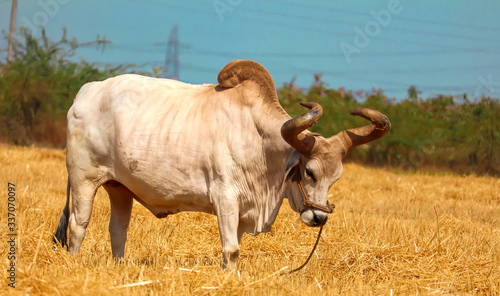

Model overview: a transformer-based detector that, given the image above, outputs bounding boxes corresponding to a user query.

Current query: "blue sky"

[1,0,499,100]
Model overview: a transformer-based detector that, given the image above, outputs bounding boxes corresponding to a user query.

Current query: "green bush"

[0,28,130,146]
[278,79,499,176]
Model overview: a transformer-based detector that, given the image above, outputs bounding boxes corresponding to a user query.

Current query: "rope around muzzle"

[285,180,335,274]
[297,181,335,214]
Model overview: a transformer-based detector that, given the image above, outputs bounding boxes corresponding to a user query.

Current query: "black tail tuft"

[53,206,70,248]
[53,178,71,249]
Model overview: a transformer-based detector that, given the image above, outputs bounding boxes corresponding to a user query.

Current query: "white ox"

[54,60,390,269]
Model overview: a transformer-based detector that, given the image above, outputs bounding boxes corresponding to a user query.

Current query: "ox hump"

[217,60,279,103]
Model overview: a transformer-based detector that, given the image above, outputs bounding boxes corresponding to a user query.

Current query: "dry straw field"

[1,145,499,295]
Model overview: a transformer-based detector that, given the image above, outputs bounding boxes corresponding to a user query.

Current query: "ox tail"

[53,178,71,248]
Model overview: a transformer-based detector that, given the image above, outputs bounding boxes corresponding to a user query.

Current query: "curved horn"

[337,108,391,151]
[281,102,323,153]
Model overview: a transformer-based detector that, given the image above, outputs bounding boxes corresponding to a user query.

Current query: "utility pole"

[7,0,18,64]
[164,25,179,79]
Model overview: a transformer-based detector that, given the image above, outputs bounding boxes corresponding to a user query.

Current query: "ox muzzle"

[296,180,335,227]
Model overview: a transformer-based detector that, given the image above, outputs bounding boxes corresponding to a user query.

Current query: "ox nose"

[300,208,329,227]
[312,212,328,226]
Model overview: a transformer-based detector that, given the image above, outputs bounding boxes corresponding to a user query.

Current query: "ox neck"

[238,104,297,234]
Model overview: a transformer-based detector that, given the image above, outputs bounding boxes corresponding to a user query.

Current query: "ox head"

[281,102,391,227]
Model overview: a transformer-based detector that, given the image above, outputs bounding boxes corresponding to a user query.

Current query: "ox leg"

[68,181,97,256]
[103,181,134,259]
[215,199,241,270]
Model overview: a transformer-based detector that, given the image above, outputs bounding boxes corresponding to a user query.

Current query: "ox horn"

[337,108,391,151]
[281,102,323,153]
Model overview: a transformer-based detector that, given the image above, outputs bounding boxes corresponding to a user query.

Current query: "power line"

[184,46,484,58]
[260,58,500,78]
[110,42,497,59]
[161,57,499,80]
[146,0,499,55]
[267,0,500,33]
[225,3,500,43]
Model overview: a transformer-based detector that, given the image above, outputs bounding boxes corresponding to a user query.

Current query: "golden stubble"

[0,145,498,295]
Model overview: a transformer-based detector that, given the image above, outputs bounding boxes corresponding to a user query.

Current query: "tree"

[0,28,123,146]
[407,85,421,101]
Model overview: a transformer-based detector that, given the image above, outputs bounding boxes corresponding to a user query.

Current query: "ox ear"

[285,150,301,182]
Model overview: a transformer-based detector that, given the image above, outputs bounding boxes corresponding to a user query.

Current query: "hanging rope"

[284,176,333,274]
[286,225,324,274]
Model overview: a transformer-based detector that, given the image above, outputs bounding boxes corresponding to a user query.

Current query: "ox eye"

[305,169,317,182]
